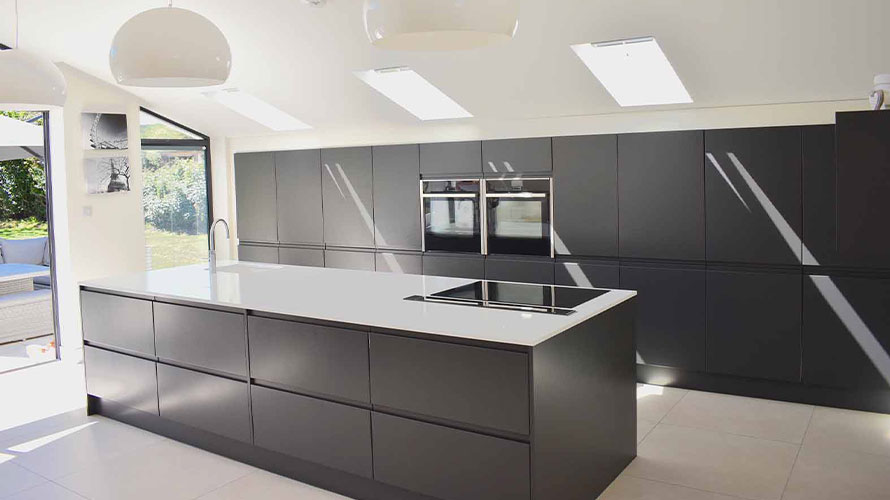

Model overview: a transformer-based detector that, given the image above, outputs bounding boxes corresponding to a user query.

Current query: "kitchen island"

[80,261,637,500]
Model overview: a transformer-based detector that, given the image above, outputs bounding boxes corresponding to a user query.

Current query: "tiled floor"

[3,358,890,500]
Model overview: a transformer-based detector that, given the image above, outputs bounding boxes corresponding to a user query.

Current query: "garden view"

[0,111,48,241]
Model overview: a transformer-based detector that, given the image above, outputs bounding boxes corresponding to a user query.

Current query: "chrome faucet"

[209,218,230,273]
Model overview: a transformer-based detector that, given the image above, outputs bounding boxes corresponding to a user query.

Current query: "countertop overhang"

[80,261,636,347]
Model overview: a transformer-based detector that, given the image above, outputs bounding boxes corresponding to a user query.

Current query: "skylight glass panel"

[355,67,472,120]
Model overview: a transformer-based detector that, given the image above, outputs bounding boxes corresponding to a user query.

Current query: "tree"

[142,152,207,235]
[0,111,47,222]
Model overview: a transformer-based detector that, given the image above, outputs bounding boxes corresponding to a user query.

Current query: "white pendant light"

[0,0,67,107]
[363,0,520,51]
[110,2,231,87]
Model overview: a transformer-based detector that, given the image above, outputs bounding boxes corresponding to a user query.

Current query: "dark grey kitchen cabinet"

[372,145,421,251]
[157,364,251,443]
[555,259,619,289]
[234,152,278,243]
[153,302,247,377]
[84,347,159,415]
[369,333,529,435]
[372,412,530,500]
[275,150,323,245]
[803,274,890,390]
[419,141,482,177]
[552,135,618,258]
[707,268,802,382]
[618,131,705,261]
[482,137,552,176]
[321,147,375,248]
[248,316,370,403]
[619,264,706,371]
[375,251,422,274]
[705,127,802,265]
[238,244,279,264]
[80,291,155,356]
[278,246,324,267]
[836,111,890,269]
[251,386,373,478]
[484,255,554,284]
[325,248,375,271]
[802,125,837,266]
[422,253,484,279]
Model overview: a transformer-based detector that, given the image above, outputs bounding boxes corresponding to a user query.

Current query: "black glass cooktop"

[406,280,609,315]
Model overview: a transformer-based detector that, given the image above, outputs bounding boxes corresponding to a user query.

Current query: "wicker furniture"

[0,264,54,343]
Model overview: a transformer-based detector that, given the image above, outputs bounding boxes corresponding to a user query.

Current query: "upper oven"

[421,179,482,253]
[483,178,553,257]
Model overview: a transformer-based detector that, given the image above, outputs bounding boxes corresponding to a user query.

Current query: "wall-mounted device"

[484,178,553,257]
[421,179,482,253]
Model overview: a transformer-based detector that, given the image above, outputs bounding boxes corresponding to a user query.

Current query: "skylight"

[570,37,692,107]
[355,67,472,121]
[203,89,311,131]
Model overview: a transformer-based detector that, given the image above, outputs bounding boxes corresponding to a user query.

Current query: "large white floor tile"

[0,415,165,479]
[625,424,799,500]
[0,459,45,498]
[803,407,890,458]
[56,439,252,500]
[598,475,740,500]
[782,444,890,500]
[661,391,813,443]
[636,385,688,422]
[637,419,657,444]
[197,469,352,500]
[2,482,87,500]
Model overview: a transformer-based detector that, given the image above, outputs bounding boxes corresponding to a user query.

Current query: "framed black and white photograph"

[82,113,128,150]
[84,156,131,194]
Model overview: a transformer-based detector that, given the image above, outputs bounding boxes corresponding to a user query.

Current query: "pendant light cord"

[14,0,19,48]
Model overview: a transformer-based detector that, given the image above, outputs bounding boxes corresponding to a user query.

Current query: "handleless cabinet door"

[555,260,619,288]
[85,347,159,415]
[157,364,251,443]
[238,244,279,264]
[278,246,324,267]
[252,386,372,478]
[620,264,706,371]
[485,255,554,284]
[618,131,705,261]
[482,137,552,176]
[553,135,618,258]
[705,127,802,265]
[234,152,277,243]
[376,251,422,274]
[373,145,421,251]
[276,150,323,245]
[154,303,247,377]
[80,290,155,356]
[321,147,374,248]
[419,141,481,177]
[802,125,838,266]
[324,249,375,271]
[422,253,484,279]
[707,269,802,382]
[836,111,890,268]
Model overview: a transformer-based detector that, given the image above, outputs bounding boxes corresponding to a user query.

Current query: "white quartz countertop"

[80,261,636,347]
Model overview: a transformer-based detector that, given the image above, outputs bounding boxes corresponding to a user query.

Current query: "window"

[140,109,212,270]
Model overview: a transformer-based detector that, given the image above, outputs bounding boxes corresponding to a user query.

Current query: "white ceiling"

[3,0,889,138]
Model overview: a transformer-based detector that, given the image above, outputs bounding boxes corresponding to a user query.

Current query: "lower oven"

[421,179,482,253]
[484,178,553,257]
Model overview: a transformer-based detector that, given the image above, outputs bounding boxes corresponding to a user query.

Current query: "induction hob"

[405,280,609,315]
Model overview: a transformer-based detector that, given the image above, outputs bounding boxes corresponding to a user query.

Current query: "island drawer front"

[154,302,247,377]
[248,317,370,403]
[81,291,155,356]
[157,364,251,443]
[84,346,159,415]
[372,412,530,500]
[369,333,529,435]
[251,386,372,478]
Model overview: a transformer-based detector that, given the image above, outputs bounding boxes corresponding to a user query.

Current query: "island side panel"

[531,298,636,500]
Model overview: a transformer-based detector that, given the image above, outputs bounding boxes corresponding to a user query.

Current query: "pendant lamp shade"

[363,0,520,51]
[0,49,67,107]
[110,7,231,87]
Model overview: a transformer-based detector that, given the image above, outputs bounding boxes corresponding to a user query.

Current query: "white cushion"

[0,237,47,266]
[0,288,52,306]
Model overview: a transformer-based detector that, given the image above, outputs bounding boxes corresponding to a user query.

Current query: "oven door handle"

[484,192,548,198]
[421,193,479,198]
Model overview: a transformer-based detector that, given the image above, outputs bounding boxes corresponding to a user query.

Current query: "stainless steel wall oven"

[421,179,482,253]
[483,178,553,257]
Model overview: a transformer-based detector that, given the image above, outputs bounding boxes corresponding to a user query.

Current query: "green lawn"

[0,218,48,239]
[145,227,209,270]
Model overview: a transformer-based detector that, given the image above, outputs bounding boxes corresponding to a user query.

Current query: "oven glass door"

[422,180,481,253]
[485,179,552,256]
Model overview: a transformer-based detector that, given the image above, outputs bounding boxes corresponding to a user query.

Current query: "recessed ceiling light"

[355,67,472,120]
[203,89,311,131]
[570,37,692,107]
